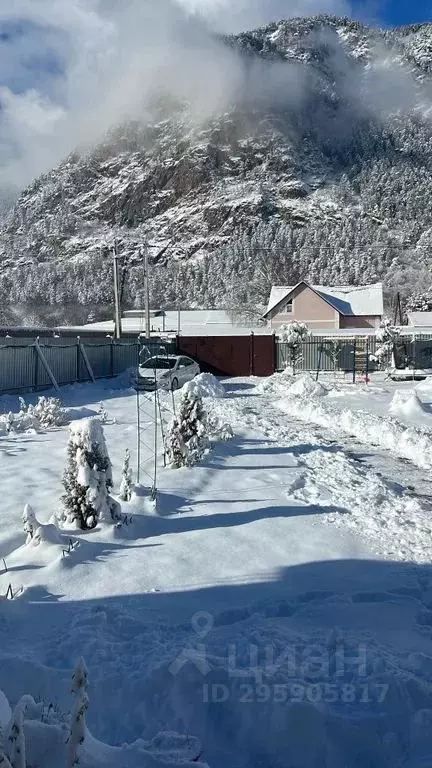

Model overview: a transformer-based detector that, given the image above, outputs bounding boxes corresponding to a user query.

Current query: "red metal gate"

[177,335,275,377]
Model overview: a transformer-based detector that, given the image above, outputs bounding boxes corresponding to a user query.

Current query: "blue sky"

[354,0,432,26]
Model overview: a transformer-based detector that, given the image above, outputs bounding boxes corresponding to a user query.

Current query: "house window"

[285,300,293,313]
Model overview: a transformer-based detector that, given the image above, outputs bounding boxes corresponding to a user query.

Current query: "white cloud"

[0,0,418,199]
[176,0,352,31]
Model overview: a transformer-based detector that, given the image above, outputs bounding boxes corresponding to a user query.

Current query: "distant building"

[263,282,384,331]
[79,309,267,336]
[407,312,432,329]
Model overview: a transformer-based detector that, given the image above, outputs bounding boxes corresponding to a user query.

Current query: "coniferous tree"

[166,389,208,468]
[119,449,133,502]
[62,419,120,529]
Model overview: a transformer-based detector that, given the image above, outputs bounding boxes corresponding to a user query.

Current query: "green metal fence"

[276,338,378,373]
[0,338,176,395]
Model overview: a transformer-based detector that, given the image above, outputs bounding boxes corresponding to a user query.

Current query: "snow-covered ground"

[2,371,432,766]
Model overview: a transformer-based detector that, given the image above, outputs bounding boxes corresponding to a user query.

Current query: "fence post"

[34,338,60,392]
[110,339,114,378]
[79,340,96,383]
[316,343,324,382]
[352,340,357,384]
[365,338,370,382]
[250,332,255,376]
[33,341,39,391]
[76,337,80,382]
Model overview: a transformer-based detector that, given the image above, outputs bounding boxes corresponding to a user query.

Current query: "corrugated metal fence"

[0,338,176,395]
[277,336,432,373]
[276,338,379,373]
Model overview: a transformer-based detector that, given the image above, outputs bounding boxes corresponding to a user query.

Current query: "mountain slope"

[1,15,431,323]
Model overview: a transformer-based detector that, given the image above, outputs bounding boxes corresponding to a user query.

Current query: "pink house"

[264,282,384,331]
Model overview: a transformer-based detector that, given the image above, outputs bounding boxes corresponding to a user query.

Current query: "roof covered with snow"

[407,312,432,327]
[265,282,384,317]
[79,310,268,336]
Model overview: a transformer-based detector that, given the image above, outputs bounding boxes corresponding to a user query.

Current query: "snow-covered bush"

[0,410,39,436]
[68,658,88,768]
[20,396,68,428]
[31,397,67,427]
[372,319,400,369]
[22,504,39,544]
[61,419,121,530]
[119,449,133,502]
[278,321,310,372]
[7,699,28,768]
[165,390,208,468]
[1,397,68,435]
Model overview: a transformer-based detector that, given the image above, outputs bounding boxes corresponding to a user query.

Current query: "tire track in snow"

[216,390,432,564]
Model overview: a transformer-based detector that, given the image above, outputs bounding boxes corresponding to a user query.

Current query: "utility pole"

[113,241,122,339]
[143,246,151,340]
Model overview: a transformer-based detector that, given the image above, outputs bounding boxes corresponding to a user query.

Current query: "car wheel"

[171,377,179,391]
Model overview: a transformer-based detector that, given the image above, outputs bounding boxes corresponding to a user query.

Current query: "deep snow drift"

[1,372,432,766]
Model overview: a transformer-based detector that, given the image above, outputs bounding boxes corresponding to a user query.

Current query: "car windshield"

[140,357,176,370]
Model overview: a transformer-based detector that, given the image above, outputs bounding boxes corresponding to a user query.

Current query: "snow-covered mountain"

[1,15,432,324]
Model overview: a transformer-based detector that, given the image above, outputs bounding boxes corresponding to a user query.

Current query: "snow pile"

[289,446,429,561]
[0,685,207,768]
[183,373,225,399]
[277,394,432,469]
[255,368,294,395]
[0,410,39,436]
[288,373,328,398]
[389,389,428,419]
[416,376,432,394]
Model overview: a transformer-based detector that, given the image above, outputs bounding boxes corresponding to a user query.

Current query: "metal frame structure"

[134,341,178,500]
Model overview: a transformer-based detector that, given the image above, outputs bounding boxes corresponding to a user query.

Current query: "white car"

[137,355,200,391]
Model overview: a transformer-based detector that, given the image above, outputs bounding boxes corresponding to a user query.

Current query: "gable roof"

[264,282,384,318]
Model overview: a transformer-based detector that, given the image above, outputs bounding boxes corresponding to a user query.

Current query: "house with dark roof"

[264,282,384,331]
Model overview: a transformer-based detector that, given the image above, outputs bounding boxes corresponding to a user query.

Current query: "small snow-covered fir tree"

[62,419,121,529]
[165,389,208,468]
[68,658,88,768]
[97,402,109,424]
[278,321,310,373]
[22,504,39,544]
[0,751,12,767]
[119,449,133,502]
[372,319,400,369]
[7,703,25,768]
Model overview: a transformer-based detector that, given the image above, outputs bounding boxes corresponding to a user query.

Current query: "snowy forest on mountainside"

[0,15,432,325]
